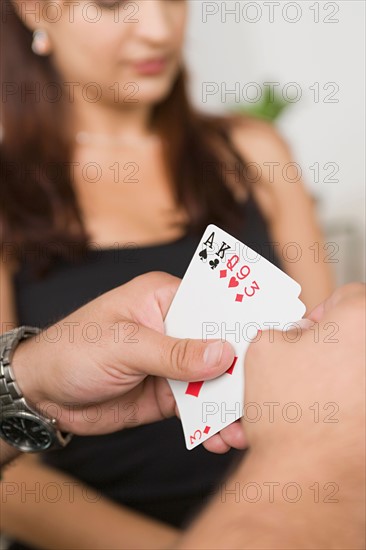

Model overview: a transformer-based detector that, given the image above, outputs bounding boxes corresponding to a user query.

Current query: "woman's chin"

[126,83,176,107]
[123,70,180,104]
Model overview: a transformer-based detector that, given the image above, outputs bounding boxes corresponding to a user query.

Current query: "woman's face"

[24,0,188,105]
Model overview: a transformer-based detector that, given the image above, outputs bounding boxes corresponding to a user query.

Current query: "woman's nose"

[133,0,175,46]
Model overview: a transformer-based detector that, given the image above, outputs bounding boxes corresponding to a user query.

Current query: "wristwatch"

[0,327,72,452]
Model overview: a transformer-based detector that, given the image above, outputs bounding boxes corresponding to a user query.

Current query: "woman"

[1,0,334,549]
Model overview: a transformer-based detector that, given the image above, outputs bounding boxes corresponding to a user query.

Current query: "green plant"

[231,85,290,122]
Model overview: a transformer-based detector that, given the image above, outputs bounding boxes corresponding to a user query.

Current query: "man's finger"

[308,283,365,323]
[126,324,236,381]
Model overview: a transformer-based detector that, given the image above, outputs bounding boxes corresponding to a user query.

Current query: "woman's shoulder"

[213,114,306,223]
[223,114,292,162]
[197,112,307,222]
[199,112,292,168]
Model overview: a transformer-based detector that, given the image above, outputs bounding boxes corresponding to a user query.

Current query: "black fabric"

[10,197,280,550]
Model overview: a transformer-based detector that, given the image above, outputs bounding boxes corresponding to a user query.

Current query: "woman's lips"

[133,57,168,75]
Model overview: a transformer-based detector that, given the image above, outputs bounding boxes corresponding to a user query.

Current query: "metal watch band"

[0,326,41,410]
[0,327,72,451]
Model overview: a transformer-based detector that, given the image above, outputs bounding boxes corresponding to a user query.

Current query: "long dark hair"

[1,0,250,276]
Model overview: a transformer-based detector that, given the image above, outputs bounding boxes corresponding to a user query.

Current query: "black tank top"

[11,196,280,545]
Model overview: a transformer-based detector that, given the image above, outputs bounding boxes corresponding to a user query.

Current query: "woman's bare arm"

[1,456,178,550]
[231,118,335,311]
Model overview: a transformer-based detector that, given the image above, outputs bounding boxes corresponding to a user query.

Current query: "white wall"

[185,0,365,283]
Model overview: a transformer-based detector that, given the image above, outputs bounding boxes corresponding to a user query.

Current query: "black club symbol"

[209,259,219,270]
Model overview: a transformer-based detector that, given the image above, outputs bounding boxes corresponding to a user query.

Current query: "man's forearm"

[176,447,364,550]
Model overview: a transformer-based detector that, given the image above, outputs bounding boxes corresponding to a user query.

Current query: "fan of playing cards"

[165,225,306,450]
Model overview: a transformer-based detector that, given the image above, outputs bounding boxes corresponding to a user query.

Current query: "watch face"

[0,412,54,452]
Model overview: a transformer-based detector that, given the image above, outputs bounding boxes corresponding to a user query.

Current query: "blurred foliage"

[231,85,290,122]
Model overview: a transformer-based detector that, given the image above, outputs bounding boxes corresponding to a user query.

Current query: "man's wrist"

[176,446,347,550]
[2,331,73,450]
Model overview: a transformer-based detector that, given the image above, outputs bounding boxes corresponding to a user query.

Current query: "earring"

[32,30,52,56]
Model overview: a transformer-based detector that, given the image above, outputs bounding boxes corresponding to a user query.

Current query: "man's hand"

[175,283,365,550]
[205,283,365,454]
[11,272,237,437]
[243,282,365,464]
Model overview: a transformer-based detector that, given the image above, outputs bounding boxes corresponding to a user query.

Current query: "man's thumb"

[129,325,236,381]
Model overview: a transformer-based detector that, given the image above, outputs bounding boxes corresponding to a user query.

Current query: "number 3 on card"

[245,280,260,297]
[189,425,211,446]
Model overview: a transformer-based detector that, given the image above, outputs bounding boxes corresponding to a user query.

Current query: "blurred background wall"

[184,0,365,285]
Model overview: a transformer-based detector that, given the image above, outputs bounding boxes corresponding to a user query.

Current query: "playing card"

[165,224,306,450]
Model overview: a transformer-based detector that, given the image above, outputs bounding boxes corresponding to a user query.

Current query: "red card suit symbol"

[203,426,211,435]
[185,381,204,397]
[220,269,227,278]
[229,276,239,288]
[225,356,237,375]
[185,357,238,398]
[235,294,244,302]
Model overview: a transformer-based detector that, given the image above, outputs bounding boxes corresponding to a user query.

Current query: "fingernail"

[203,341,225,366]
